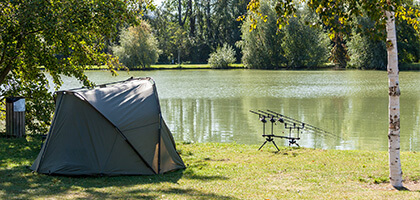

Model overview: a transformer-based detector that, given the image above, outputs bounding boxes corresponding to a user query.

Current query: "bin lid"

[6,97,25,103]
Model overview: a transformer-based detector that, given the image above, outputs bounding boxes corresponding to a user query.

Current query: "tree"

[0,0,150,133]
[246,0,420,188]
[238,1,329,69]
[150,5,187,64]
[330,33,350,69]
[281,10,330,69]
[113,21,161,69]
[347,13,419,69]
[237,0,286,69]
[347,17,387,70]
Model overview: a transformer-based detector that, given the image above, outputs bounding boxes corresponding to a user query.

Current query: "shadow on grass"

[0,136,234,199]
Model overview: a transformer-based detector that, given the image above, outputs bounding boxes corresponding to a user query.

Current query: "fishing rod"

[266,109,337,139]
[249,110,268,136]
[266,109,339,139]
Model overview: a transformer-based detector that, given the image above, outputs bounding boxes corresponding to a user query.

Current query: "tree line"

[112,0,420,70]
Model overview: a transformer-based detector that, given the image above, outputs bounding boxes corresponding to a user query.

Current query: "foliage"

[113,21,161,69]
[281,13,330,69]
[0,74,55,134]
[330,33,350,69]
[239,1,330,69]
[397,18,420,63]
[0,0,148,133]
[346,13,420,69]
[341,3,420,69]
[347,17,387,70]
[150,0,248,64]
[244,0,420,62]
[238,0,286,69]
[208,43,236,69]
[347,34,387,70]
[149,7,189,64]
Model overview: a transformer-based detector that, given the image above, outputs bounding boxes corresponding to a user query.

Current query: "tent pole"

[152,80,162,174]
[158,114,162,174]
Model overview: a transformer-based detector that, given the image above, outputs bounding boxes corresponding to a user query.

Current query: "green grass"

[151,64,210,69]
[85,63,420,71]
[86,64,245,70]
[1,136,420,199]
[148,63,245,69]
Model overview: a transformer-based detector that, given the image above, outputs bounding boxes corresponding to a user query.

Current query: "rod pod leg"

[271,140,280,151]
[258,141,268,150]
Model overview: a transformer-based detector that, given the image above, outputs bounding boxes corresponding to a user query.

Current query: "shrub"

[113,21,161,69]
[208,44,236,69]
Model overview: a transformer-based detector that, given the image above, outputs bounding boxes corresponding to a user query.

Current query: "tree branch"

[0,62,13,85]
[0,42,5,68]
[0,34,25,85]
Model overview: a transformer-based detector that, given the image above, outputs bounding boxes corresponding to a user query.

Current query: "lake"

[57,70,420,151]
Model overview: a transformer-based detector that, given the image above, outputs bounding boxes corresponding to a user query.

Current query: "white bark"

[386,10,403,188]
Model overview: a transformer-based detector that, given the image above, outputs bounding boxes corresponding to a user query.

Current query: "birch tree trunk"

[386,10,403,188]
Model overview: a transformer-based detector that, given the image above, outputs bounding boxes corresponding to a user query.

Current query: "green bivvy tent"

[30,77,185,176]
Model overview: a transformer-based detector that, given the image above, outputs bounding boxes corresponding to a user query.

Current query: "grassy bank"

[151,63,244,69]
[1,136,420,199]
[48,62,420,71]
[86,64,245,70]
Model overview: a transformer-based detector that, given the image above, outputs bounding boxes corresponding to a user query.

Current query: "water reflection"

[159,96,397,151]
[55,70,420,151]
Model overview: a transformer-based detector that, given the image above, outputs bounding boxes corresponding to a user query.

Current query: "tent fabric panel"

[30,92,66,171]
[123,123,160,173]
[101,134,156,175]
[32,94,126,175]
[30,94,104,174]
[77,80,160,132]
[159,121,186,173]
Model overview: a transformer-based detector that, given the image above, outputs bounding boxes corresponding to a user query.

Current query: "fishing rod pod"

[250,109,338,151]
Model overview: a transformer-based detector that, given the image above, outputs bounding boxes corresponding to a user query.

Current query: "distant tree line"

[111,0,420,70]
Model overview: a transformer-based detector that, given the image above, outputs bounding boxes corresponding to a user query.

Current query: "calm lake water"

[56,70,420,151]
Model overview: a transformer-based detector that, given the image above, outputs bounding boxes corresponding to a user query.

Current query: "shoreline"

[86,63,420,71]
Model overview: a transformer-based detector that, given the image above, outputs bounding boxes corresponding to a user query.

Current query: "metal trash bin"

[6,97,25,137]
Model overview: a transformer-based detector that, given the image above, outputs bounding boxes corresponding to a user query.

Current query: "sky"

[154,0,164,6]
